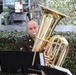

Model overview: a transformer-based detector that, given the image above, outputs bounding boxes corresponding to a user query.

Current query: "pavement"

[0,25,76,32]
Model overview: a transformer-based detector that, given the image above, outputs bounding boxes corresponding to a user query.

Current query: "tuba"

[32,5,69,67]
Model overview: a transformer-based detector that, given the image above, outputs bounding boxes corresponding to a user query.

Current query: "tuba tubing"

[44,35,69,67]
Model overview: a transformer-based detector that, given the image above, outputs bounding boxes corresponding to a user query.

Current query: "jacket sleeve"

[16,35,30,51]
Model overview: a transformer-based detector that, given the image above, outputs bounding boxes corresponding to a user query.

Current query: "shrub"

[0,31,76,75]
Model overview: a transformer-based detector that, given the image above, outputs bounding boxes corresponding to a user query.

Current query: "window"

[4,0,28,6]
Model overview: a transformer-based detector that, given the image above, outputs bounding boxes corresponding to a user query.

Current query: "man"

[18,20,39,51]
[17,20,50,62]
[26,20,39,41]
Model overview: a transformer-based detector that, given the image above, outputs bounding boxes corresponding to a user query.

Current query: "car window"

[5,0,15,5]
[4,0,28,5]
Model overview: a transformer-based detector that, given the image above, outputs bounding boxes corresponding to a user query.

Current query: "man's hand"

[44,52,50,65]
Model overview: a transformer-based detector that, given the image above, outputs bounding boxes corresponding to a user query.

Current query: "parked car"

[0,0,31,25]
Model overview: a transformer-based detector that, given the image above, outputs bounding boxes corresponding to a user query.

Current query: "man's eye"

[29,28,32,30]
[34,27,36,29]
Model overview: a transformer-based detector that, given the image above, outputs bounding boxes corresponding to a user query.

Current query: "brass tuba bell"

[32,5,69,67]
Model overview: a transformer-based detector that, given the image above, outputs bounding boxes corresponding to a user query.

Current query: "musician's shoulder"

[22,34,29,41]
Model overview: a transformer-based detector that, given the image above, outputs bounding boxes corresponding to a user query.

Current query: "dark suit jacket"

[18,35,34,51]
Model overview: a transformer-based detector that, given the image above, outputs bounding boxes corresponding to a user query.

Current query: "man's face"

[27,21,39,39]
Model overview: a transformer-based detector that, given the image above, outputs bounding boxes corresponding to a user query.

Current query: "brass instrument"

[32,5,69,67]
[44,35,69,67]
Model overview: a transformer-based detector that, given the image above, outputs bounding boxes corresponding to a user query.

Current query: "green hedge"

[0,31,26,50]
[0,31,76,75]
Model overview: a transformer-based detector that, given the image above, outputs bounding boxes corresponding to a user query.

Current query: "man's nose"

[32,29,36,32]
